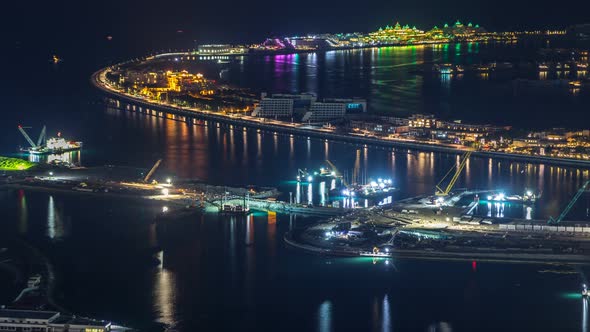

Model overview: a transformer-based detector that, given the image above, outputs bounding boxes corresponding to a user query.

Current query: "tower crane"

[435,151,472,196]
[548,180,590,224]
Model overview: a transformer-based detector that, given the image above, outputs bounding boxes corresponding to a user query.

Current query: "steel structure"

[435,151,472,196]
[326,159,349,187]
[143,159,163,183]
[17,125,47,149]
[548,179,590,224]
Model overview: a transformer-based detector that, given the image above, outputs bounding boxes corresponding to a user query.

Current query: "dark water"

[0,190,589,332]
[1,42,590,331]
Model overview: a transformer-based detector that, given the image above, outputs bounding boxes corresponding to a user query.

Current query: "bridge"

[211,195,351,216]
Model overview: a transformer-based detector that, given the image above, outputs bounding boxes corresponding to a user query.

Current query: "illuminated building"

[122,70,216,99]
[0,309,114,332]
[408,114,436,128]
[253,93,367,122]
[369,22,426,44]
[442,20,486,38]
[197,44,248,55]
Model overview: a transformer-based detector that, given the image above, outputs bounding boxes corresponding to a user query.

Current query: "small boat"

[359,247,392,258]
[296,167,338,182]
[220,204,251,215]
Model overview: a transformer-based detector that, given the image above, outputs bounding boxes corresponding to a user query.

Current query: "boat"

[220,204,251,215]
[296,167,338,182]
[486,190,537,203]
[434,64,454,75]
[346,178,397,198]
[538,63,549,71]
[26,137,82,155]
[583,284,588,297]
[359,247,392,258]
[473,65,490,72]
[18,125,82,155]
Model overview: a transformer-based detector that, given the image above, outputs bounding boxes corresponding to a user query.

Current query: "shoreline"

[283,232,590,265]
[91,69,590,168]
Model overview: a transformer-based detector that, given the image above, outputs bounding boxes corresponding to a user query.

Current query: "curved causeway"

[92,61,590,168]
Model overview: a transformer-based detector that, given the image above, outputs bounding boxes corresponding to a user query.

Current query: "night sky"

[5,0,590,59]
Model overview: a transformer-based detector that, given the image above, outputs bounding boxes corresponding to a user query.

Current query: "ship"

[18,125,82,155]
[296,167,339,182]
[359,247,392,258]
[220,204,250,215]
[341,178,397,198]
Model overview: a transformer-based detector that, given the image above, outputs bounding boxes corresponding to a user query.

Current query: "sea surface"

[1,40,590,331]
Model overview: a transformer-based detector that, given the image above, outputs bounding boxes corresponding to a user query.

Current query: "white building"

[302,102,346,122]
[0,309,113,332]
[252,93,367,122]
[197,44,247,55]
[251,98,294,118]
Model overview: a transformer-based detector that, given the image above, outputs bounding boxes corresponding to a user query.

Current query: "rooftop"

[0,309,59,320]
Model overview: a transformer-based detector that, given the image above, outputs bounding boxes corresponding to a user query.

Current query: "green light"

[0,157,36,171]
[561,292,583,300]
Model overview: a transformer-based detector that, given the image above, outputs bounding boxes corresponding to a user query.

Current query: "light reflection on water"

[153,268,176,327]
[318,300,332,332]
[108,103,590,221]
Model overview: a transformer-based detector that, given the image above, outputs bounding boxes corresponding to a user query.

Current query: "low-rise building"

[0,309,113,332]
[252,93,367,122]
[197,44,248,55]
[408,114,437,128]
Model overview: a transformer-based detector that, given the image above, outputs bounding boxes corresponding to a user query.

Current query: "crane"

[326,159,349,188]
[18,125,47,148]
[548,179,590,224]
[18,125,36,148]
[36,126,46,147]
[143,159,163,183]
[435,151,472,196]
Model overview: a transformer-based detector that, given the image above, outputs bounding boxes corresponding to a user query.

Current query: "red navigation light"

[18,125,22,128]
[472,260,477,272]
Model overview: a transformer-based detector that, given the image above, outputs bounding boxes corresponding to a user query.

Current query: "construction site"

[287,151,590,263]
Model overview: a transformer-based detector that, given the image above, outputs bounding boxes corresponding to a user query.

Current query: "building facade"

[0,309,112,332]
[302,103,347,122]
[252,98,294,118]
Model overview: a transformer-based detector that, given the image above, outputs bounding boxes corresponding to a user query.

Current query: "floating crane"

[548,179,590,224]
[435,151,472,196]
[143,159,162,184]
[18,125,46,149]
